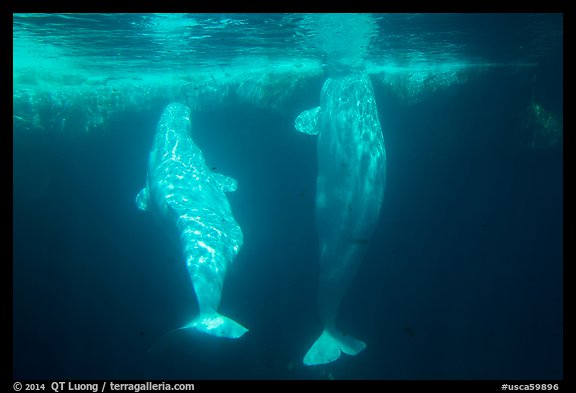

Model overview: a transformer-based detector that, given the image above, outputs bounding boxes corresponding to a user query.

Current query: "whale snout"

[163,102,191,122]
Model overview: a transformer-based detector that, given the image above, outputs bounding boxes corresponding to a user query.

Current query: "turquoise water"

[13,13,563,380]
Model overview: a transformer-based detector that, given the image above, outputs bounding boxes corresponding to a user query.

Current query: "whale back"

[316,73,386,239]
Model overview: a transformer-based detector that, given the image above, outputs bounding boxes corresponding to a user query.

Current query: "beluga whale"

[295,68,386,365]
[136,102,248,339]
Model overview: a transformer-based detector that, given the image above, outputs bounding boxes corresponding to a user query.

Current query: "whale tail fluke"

[303,329,366,366]
[148,313,247,353]
[186,312,249,339]
[148,312,248,353]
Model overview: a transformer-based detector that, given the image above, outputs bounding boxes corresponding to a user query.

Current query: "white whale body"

[295,72,386,365]
[136,102,248,339]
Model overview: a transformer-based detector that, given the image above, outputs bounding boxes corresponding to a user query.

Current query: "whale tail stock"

[303,329,366,366]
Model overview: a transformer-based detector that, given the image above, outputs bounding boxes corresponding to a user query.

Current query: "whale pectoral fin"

[185,312,248,339]
[295,106,321,135]
[303,329,366,366]
[135,187,149,211]
[212,173,238,193]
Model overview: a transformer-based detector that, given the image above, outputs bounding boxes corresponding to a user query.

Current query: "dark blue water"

[12,14,563,381]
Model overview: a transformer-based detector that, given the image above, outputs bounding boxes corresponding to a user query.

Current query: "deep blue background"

[13,57,563,379]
